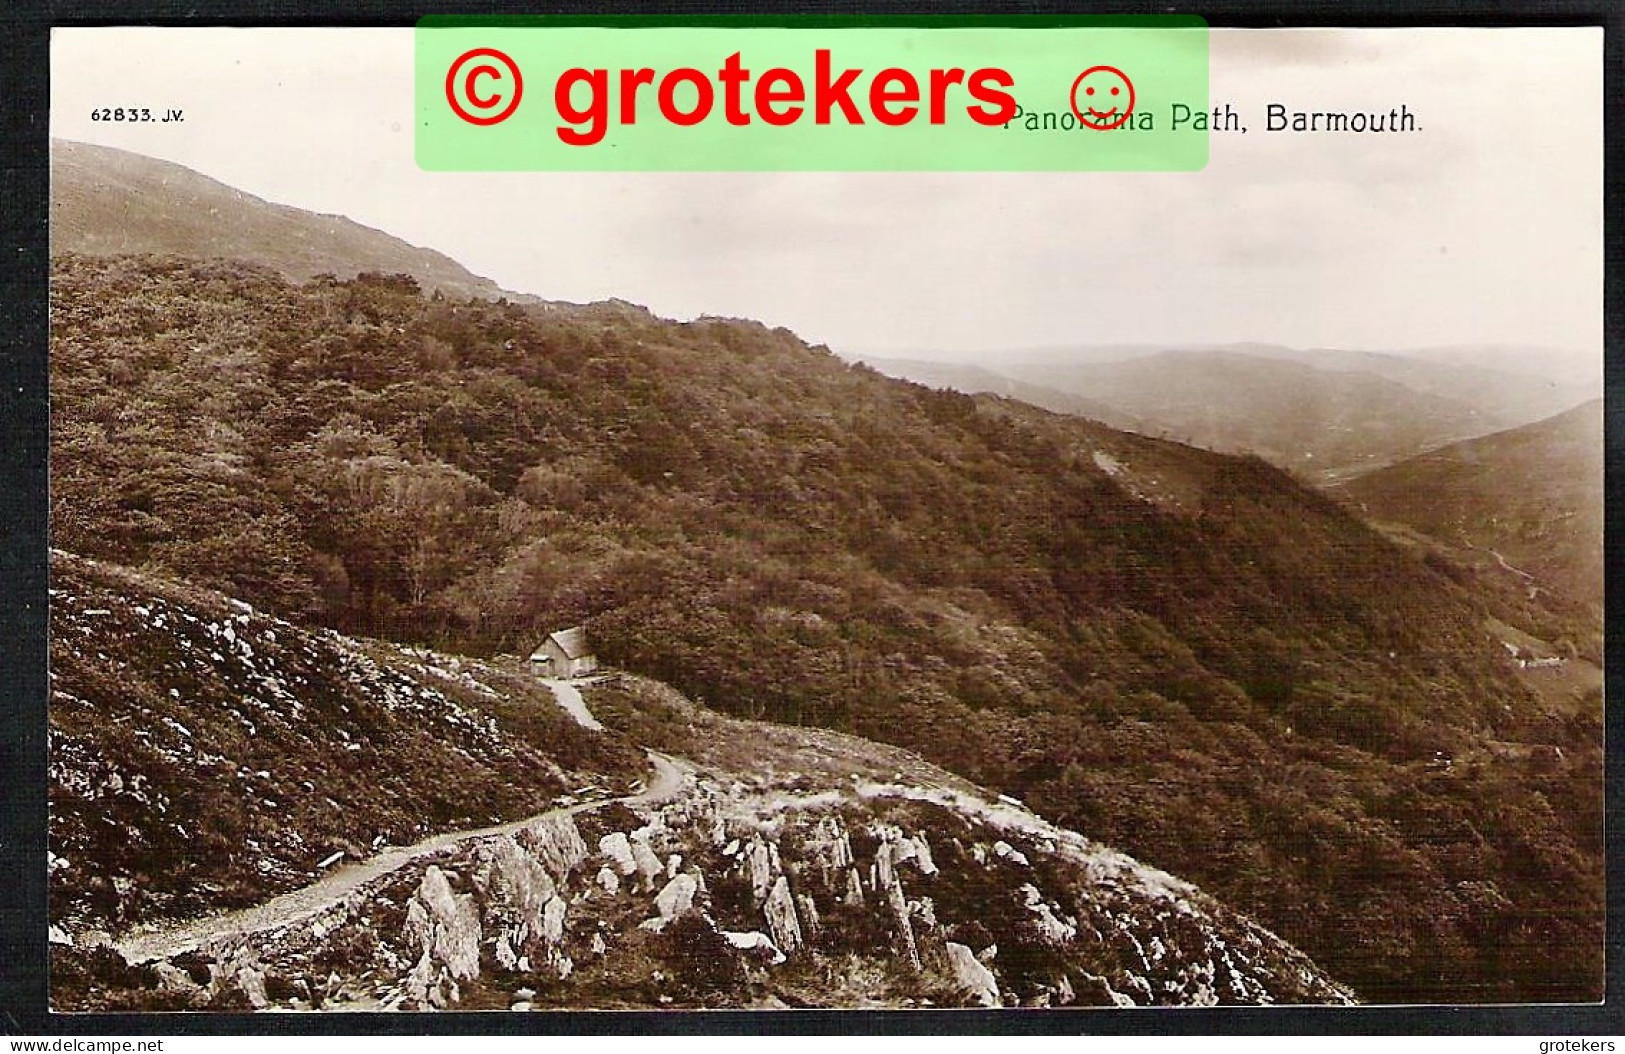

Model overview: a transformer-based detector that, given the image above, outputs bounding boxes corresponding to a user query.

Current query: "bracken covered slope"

[48,551,643,939]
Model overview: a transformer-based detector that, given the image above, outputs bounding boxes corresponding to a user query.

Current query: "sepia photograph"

[39,23,1603,1015]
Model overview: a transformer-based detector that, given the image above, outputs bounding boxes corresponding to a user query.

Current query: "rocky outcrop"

[763,876,803,954]
[402,865,481,1008]
[523,814,588,884]
[91,723,1353,1013]
[946,942,1000,1007]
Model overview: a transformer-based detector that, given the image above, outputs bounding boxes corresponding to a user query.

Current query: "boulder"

[401,857,481,993]
[1021,884,1077,944]
[886,875,921,971]
[795,892,821,940]
[540,895,566,944]
[763,876,803,954]
[599,833,637,876]
[151,962,207,1008]
[525,814,589,883]
[481,836,555,934]
[945,942,1000,1008]
[723,930,787,965]
[235,966,270,1010]
[912,835,939,876]
[747,839,775,902]
[655,873,698,921]
[596,866,621,894]
[845,868,865,906]
[631,837,665,891]
[993,841,1030,867]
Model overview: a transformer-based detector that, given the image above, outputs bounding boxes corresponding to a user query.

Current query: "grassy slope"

[49,551,643,934]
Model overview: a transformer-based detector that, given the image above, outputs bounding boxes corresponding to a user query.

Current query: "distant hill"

[1398,343,1600,391]
[1000,350,1510,482]
[1340,399,1604,608]
[50,139,529,302]
[853,343,1596,483]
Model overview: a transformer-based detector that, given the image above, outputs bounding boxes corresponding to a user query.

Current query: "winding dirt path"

[115,681,687,964]
[542,677,604,731]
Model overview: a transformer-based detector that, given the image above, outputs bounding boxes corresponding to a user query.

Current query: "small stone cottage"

[529,626,598,678]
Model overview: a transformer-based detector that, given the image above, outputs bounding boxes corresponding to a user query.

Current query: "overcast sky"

[51,26,1602,363]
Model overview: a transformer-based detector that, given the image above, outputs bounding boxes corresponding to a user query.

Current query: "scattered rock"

[151,962,207,1007]
[631,838,664,891]
[723,930,787,965]
[747,839,776,902]
[993,841,1029,867]
[524,814,588,884]
[885,875,920,971]
[403,865,482,1009]
[655,873,698,921]
[599,833,637,876]
[795,892,820,940]
[763,876,803,954]
[845,868,865,906]
[945,942,1000,1008]
[540,895,566,944]
[235,966,270,1010]
[595,866,620,894]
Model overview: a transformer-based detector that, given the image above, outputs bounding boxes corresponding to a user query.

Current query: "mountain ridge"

[51,139,536,303]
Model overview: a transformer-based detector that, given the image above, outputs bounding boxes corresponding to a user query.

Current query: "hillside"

[50,139,528,302]
[48,556,1352,1011]
[1340,400,1604,609]
[849,355,1146,434]
[48,252,1603,1004]
[48,550,643,939]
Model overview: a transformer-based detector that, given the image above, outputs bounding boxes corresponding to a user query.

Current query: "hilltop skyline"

[51,27,1602,365]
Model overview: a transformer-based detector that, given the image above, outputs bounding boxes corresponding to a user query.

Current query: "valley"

[44,140,1604,1010]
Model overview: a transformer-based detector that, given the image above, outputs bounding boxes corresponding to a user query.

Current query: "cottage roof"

[539,626,589,660]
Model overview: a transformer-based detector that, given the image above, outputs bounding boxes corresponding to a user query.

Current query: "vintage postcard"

[42,23,1602,1015]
